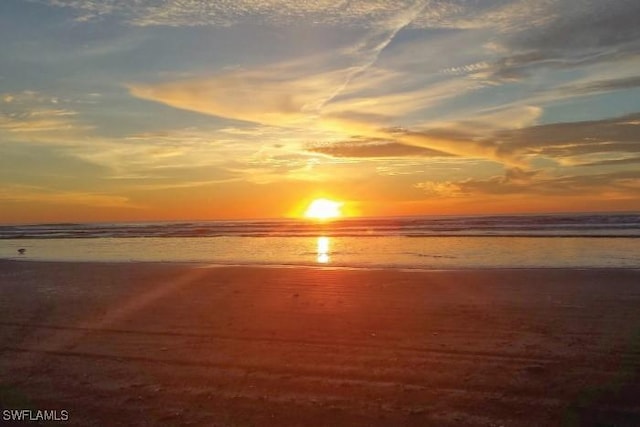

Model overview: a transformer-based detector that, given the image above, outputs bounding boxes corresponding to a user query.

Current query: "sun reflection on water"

[317,236,330,264]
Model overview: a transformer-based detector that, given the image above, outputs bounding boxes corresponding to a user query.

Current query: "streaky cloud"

[306,138,452,158]
[577,156,640,167]
[41,0,445,28]
[557,76,640,95]
[0,183,136,208]
[416,169,640,198]
[497,112,640,159]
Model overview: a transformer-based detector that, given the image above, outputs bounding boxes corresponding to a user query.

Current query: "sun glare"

[304,198,343,220]
[317,236,330,263]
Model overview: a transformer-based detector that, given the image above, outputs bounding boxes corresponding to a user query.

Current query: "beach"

[1,261,639,426]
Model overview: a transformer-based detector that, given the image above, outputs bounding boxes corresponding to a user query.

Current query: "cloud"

[127,60,638,168]
[47,0,579,35]
[8,0,638,219]
[477,49,640,85]
[71,138,229,182]
[388,128,525,165]
[575,156,640,167]
[442,105,543,132]
[0,108,92,141]
[306,138,452,158]
[349,111,640,166]
[0,91,94,143]
[508,0,640,52]
[439,1,640,84]
[124,129,220,147]
[417,166,540,197]
[0,184,135,208]
[322,77,483,123]
[377,112,640,165]
[127,1,440,128]
[314,1,428,108]
[129,80,521,165]
[67,125,336,187]
[416,169,640,199]
[497,112,640,160]
[41,0,640,86]
[465,170,640,197]
[129,67,349,127]
[128,65,513,165]
[121,0,637,169]
[414,181,464,198]
[556,76,640,95]
[40,0,460,28]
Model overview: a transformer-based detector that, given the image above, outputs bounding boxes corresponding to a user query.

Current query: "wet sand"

[1,261,639,426]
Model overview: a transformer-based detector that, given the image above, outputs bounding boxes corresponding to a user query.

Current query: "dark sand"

[1,261,639,426]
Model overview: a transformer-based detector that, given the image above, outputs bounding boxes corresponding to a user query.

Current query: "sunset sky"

[1,0,639,223]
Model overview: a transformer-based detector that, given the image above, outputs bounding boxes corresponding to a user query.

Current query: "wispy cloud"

[0,90,95,143]
[307,138,451,158]
[0,108,90,137]
[8,0,639,216]
[0,183,135,208]
[315,1,427,109]
[118,0,639,171]
[416,169,640,200]
[497,113,640,160]
[556,76,640,96]
[578,156,640,167]
[129,65,352,127]
[383,0,640,100]
[318,110,640,167]
[40,0,458,28]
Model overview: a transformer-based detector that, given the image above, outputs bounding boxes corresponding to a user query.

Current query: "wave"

[1,213,639,239]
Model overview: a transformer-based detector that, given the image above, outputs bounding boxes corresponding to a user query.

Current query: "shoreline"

[3,258,640,272]
[1,261,640,426]
[3,234,639,269]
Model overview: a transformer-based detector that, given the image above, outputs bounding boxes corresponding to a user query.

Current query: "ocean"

[1,213,639,269]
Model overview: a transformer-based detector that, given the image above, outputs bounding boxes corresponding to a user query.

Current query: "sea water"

[1,213,639,269]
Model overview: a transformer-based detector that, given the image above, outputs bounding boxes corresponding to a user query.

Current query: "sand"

[0,261,639,426]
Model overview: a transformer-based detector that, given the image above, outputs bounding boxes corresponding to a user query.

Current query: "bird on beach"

[18,248,26,254]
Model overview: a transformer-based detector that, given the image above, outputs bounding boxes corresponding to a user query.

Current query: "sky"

[1,0,639,223]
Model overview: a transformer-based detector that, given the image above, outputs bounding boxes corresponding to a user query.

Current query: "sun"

[304,198,343,220]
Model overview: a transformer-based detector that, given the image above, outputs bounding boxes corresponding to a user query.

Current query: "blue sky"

[1,0,639,222]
